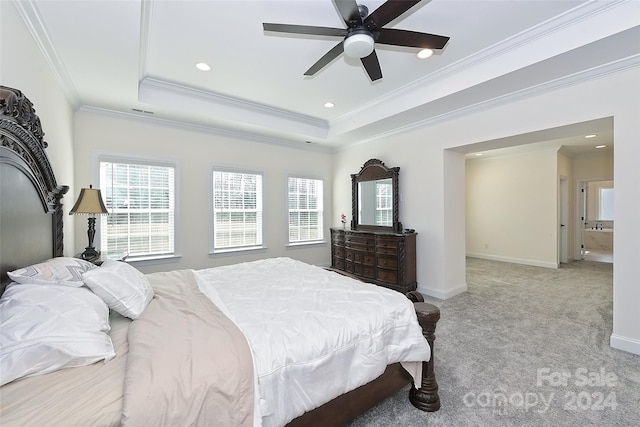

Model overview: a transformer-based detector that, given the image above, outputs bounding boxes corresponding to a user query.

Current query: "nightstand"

[75,251,128,266]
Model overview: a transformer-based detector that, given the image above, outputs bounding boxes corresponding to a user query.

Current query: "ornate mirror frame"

[351,158,402,233]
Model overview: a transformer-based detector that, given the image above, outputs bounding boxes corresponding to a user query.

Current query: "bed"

[0,85,441,426]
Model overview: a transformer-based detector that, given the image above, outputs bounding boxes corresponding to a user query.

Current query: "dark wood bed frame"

[0,86,68,293]
[0,85,440,426]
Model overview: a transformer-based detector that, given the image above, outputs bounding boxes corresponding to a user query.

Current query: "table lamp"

[69,184,109,260]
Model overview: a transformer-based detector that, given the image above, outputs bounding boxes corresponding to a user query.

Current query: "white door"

[559,177,569,264]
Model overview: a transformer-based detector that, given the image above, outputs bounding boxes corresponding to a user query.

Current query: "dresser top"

[331,227,416,237]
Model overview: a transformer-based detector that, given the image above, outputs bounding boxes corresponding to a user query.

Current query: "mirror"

[584,180,614,221]
[351,159,401,232]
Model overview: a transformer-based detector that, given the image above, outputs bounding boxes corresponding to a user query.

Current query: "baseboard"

[466,253,559,269]
[418,282,468,300]
[610,334,640,356]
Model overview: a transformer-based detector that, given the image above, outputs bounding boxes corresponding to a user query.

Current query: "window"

[288,177,324,243]
[599,187,614,220]
[99,159,176,259]
[375,180,393,227]
[212,170,263,251]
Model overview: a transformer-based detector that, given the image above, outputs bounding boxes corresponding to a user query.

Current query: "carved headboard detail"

[0,85,69,288]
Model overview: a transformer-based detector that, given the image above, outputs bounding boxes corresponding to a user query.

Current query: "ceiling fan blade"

[376,28,450,49]
[364,0,421,30]
[263,23,347,37]
[304,41,345,76]
[361,50,382,81]
[333,0,362,27]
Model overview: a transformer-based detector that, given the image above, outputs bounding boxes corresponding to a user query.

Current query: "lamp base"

[80,247,100,261]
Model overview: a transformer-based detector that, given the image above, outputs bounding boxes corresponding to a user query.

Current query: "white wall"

[464,146,593,267]
[466,148,559,268]
[333,66,640,355]
[1,1,76,253]
[73,109,333,273]
[610,99,640,355]
[574,150,614,181]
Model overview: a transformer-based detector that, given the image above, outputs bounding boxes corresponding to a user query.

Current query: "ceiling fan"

[263,0,450,81]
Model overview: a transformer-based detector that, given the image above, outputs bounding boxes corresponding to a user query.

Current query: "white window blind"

[99,160,175,258]
[288,177,323,243]
[212,170,263,250]
[375,180,393,226]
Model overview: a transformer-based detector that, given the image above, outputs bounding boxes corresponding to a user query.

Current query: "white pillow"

[0,284,115,386]
[7,257,97,287]
[82,260,154,319]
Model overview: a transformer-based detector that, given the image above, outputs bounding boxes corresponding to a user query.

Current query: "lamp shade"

[69,185,109,215]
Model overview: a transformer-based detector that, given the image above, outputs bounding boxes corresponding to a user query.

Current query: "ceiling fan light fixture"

[344,33,375,58]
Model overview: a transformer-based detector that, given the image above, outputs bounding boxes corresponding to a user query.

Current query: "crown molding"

[138,77,329,139]
[331,0,635,131]
[12,0,81,109]
[343,53,640,149]
[77,105,333,154]
[138,0,154,83]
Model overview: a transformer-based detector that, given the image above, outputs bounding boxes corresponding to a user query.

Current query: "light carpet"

[349,258,639,426]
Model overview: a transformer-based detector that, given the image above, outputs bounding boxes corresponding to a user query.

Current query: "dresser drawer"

[346,241,371,252]
[376,256,397,269]
[332,245,345,258]
[353,251,375,266]
[345,234,375,245]
[376,245,398,256]
[377,269,398,284]
[345,250,354,262]
[376,235,400,246]
[354,264,375,279]
[345,260,354,273]
[332,257,345,270]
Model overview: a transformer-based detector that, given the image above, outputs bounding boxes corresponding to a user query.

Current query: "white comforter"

[195,257,430,427]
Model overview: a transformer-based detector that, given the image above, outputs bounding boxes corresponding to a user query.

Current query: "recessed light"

[474,153,483,156]
[584,134,597,138]
[324,102,335,108]
[417,49,433,59]
[595,145,607,149]
[195,62,211,71]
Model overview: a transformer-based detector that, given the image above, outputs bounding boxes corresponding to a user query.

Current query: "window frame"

[209,166,265,254]
[97,154,179,264]
[287,175,325,246]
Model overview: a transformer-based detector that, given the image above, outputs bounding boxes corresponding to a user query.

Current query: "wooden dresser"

[330,228,417,293]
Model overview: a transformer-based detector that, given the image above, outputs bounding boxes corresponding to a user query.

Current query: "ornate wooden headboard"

[0,85,69,291]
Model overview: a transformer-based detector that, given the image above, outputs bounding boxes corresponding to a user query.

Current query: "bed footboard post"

[406,292,440,412]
